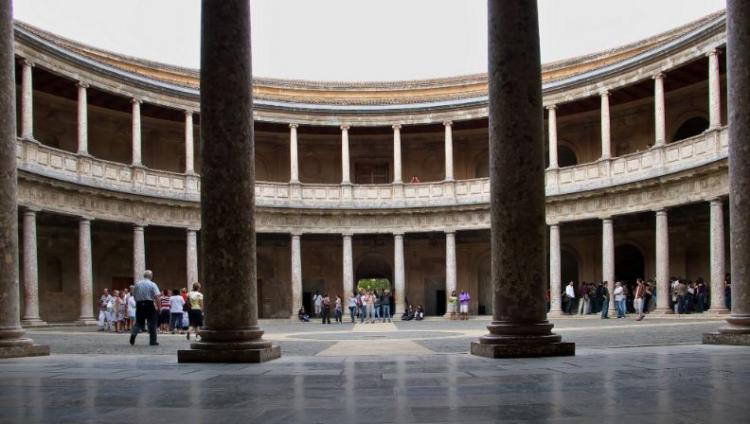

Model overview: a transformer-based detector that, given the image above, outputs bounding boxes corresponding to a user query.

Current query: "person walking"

[600,282,610,319]
[186,282,203,341]
[168,289,185,334]
[614,281,626,318]
[564,281,576,315]
[334,295,343,324]
[348,293,357,323]
[129,270,161,346]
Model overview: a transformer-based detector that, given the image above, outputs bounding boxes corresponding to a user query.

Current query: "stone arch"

[354,252,393,284]
[557,141,579,167]
[615,242,646,288]
[671,114,709,143]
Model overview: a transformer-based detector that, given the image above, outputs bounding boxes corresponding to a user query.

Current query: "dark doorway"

[561,249,580,284]
[477,255,491,315]
[435,290,446,316]
[558,145,578,167]
[672,117,709,143]
[615,244,645,312]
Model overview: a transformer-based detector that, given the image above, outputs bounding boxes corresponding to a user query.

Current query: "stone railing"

[16,126,727,209]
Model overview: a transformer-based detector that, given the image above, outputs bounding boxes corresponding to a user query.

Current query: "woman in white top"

[168,289,185,334]
[186,282,204,341]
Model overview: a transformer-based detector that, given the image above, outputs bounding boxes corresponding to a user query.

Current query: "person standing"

[459,290,471,320]
[565,281,576,315]
[614,281,626,318]
[186,282,203,341]
[373,290,381,321]
[97,288,112,331]
[312,291,322,318]
[448,290,459,320]
[578,283,590,315]
[634,279,646,321]
[129,270,161,346]
[321,293,331,324]
[348,293,357,323]
[382,289,392,323]
[124,287,135,331]
[158,289,171,333]
[600,282,610,319]
[168,289,185,334]
[334,295,343,324]
[365,291,375,323]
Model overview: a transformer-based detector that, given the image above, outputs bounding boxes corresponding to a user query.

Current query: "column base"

[178,345,281,363]
[74,318,99,326]
[703,333,750,346]
[21,318,47,327]
[547,310,565,318]
[0,339,50,359]
[471,341,575,358]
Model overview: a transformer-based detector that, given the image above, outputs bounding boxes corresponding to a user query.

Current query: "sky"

[12,0,726,82]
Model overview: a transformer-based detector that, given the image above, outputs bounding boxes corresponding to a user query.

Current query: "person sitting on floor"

[402,304,415,321]
[414,305,424,321]
[298,307,310,322]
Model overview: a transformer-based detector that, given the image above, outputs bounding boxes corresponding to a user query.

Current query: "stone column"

[184,111,194,173]
[341,125,350,184]
[600,91,611,159]
[394,232,405,315]
[653,73,666,146]
[444,121,454,181]
[186,228,199,290]
[289,124,299,183]
[445,230,456,314]
[77,218,95,324]
[342,234,353,297]
[709,199,728,313]
[549,224,562,315]
[131,98,142,166]
[178,0,279,362]
[0,0,48,357]
[20,59,33,140]
[547,105,558,169]
[472,0,572,358]
[21,209,45,326]
[392,124,402,183]
[707,49,722,129]
[133,225,145,283]
[290,233,302,317]
[77,82,89,155]
[705,0,750,345]
[602,218,615,313]
[655,209,671,312]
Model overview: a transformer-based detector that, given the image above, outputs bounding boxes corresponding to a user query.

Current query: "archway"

[355,253,393,295]
[615,243,645,312]
[671,116,709,143]
[558,145,578,167]
[477,254,491,315]
[561,248,580,285]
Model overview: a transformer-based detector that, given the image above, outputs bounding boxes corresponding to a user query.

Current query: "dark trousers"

[131,301,157,344]
[321,307,331,324]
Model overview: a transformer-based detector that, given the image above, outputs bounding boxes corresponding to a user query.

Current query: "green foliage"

[356,278,391,292]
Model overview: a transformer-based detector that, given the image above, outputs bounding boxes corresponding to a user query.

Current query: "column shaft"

[22,210,43,324]
[708,50,722,129]
[133,225,145,283]
[186,229,198,290]
[654,74,666,146]
[393,125,402,183]
[394,233,405,314]
[602,218,615,312]
[473,1,571,357]
[77,83,88,154]
[342,234,353,298]
[131,99,142,166]
[179,0,278,362]
[445,231,456,314]
[289,124,299,183]
[291,234,302,315]
[185,111,194,173]
[78,218,95,322]
[444,121,454,181]
[547,106,558,168]
[549,224,562,314]
[21,60,33,139]
[341,125,350,184]
[710,199,727,312]
[655,210,670,312]
[600,91,611,159]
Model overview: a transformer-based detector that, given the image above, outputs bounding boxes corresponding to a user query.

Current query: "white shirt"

[614,286,624,301]
[313,294,322,306]
[565,285,576,299]
[169,295,185,313]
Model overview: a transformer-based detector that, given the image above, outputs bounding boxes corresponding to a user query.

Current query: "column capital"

[549,222,560,229]
[392,124,402,130]
[290,231,302,238]
[709,197,725,205]
[706,48,721,58]
[289,123,299,129]
[131,98,142,105]
[79,215,95,223]
[184,110,194,117]
[654,207,668,215]
[23,207,40,215]
[443,120,453,127]
[133,223,147,230]
[76,81,90,89]
[599,89,610,97]
[22,58,35,68]
[340,124,350,131]
[546,104,557,111]
[393,231,405,237]
[652,72,666,80]
[601,216,613,223]
[444,229,456,235]
[186,227,200,233]
[342,232,353,238]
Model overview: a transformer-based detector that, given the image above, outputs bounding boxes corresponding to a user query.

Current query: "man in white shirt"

[565,281,576,315]
[313,291,322,317]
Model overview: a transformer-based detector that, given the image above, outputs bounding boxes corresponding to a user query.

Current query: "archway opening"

[558,145,579,167]
[672,117,709,143]
[615,243,645,312]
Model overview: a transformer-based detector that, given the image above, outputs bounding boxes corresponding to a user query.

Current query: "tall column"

[21,209,45,325]
[445,230,456,314]
[549,224,562,315]
[184,111,194,173]
[0,0,48,357]
[133,225,145,283]
[131,98,142,166]
[547,105,558,169]
[655,209,671,312]
[444,121,454,181]
[392,124,402,183]
[602,218,615,313]
[472,0,572,358]
[290,233,302,316]
[600,91,611,159]
[340,125,350,184]
[707,49,722,129]
[342,234,353,298]
[709,199,728,313]
[394,233,405,314]
[653,73,666,146]
[186,229,199,290]
[289,124,299,183]
[179,0,279,362]
[77,82,89,155]
[77,218,95,324]
[705,0,750,344]
[20,59,33,140]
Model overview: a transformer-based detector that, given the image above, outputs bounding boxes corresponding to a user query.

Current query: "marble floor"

[1,331,749,423]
